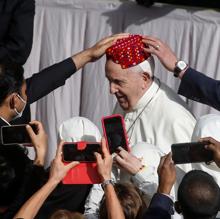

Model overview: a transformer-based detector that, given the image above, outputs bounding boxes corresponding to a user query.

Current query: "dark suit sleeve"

[0,0,35,65]
[178,68,220,111]
[143,193,174,219]
[26,57,77,104]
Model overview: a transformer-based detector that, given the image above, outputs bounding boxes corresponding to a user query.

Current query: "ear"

[174,201,182,214]
[141,72,151,89]
[9,94,17,110]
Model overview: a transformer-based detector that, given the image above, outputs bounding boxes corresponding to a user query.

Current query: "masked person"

[0,0,35,125]
[0,34,127,219]
[0,33,127,129]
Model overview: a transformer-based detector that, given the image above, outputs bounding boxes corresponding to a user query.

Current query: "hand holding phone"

[171,141,213,164]
[62,142,101,162]
[157,153,176,195]
[200,137,220,168]
[114,146,143,175]
[26,121,48,166]
[62,141,102,184]
[1,123,37,145]
[94,138,113,182]
[101,114,130,154]
[50,141,79,184]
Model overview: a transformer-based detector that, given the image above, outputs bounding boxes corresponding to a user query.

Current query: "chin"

[119,103,131,112]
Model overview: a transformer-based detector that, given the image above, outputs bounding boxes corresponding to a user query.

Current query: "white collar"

[0,117,11,126]
[133,77,160,111]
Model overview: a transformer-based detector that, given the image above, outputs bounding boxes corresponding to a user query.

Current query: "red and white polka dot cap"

[106,34,154,76]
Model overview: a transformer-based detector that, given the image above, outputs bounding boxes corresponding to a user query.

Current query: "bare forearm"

[13,180,58,219]
[71,49,92,71]
[105,184,125,219]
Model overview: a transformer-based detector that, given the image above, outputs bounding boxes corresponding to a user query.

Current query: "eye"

[114,79,125,86]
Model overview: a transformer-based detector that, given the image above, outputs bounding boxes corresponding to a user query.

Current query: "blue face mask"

[13,94,27,120]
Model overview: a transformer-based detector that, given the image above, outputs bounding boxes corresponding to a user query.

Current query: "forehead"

[105,59,128,79]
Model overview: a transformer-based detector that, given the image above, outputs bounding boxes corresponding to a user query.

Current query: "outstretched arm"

[26,33,129,104]
[142,36,178,73]
[95,138,125,219]
[143,36,220,110]
[13,141,79,219]
[143,153,175,219]
[72,33,129,71]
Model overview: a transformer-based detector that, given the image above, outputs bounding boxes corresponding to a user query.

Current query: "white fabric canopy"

[24,0,220,164]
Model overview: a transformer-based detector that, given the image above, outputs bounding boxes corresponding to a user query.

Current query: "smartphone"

[1,124,37,145]
[62,142,101,162]
[102,114,129,154]
[171,141,213,164]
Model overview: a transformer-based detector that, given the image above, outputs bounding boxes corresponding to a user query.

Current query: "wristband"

[101,179,115,190]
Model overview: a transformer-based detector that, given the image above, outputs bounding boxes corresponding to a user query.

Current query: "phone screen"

[103,116,128,154]
[1,124,36,145]
[62,143,101,162]
[171,142,213,164]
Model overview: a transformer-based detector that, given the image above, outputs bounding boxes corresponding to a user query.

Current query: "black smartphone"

[101,114,129,154]
[171,141,213,164]
[1,124,37,145]
[62,142,101,162]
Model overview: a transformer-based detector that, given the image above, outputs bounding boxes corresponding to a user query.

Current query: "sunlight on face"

[105,60,147,112]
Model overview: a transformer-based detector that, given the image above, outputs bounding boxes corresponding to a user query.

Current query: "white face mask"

[13,94,27,120]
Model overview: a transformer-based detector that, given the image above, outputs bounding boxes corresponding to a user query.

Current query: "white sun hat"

[59,116,101,142]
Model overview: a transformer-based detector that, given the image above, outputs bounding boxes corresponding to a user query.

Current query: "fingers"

[107,33,130,42]
[101,33,130,48]
[26,124,35,139]
[142,35,161,43]
[66,161,79,170]
[101,137,110,158]
[113,33,130,37]
[158,153,173,172]
[56,141,64,159]
[205,143,217,152]
[143,38,161,48]
[200,137,220,152]
[29,120,42,127]
[158,155,166,173]
[142,39,161,55]
[111,33,130,42]
[164,152,173,165]
[114,153,127,166]
[95,151,103,165]
[29,120,42,132]
[143,47,159,56]
[200,137,216,145]
[117,146,129,159]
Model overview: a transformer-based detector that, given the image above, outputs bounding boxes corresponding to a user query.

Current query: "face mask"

[13,94,27,120]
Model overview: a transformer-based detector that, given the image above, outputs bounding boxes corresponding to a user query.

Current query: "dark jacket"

[143,193,174,219]
[0,0,35,65]
[178,67,220,111]
[1,57,91,219]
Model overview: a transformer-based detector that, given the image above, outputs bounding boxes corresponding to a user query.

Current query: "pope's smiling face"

[105,59,147,112]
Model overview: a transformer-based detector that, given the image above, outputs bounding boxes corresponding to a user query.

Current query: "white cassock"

[114,77,196,219]
[84,79,196,219]
[114,77,196,155]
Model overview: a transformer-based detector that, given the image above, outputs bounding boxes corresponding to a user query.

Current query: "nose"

[109,82,118,94]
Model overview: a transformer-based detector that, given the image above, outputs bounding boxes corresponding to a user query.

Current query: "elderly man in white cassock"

[84,35,196,219]
[105,34,196,155]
